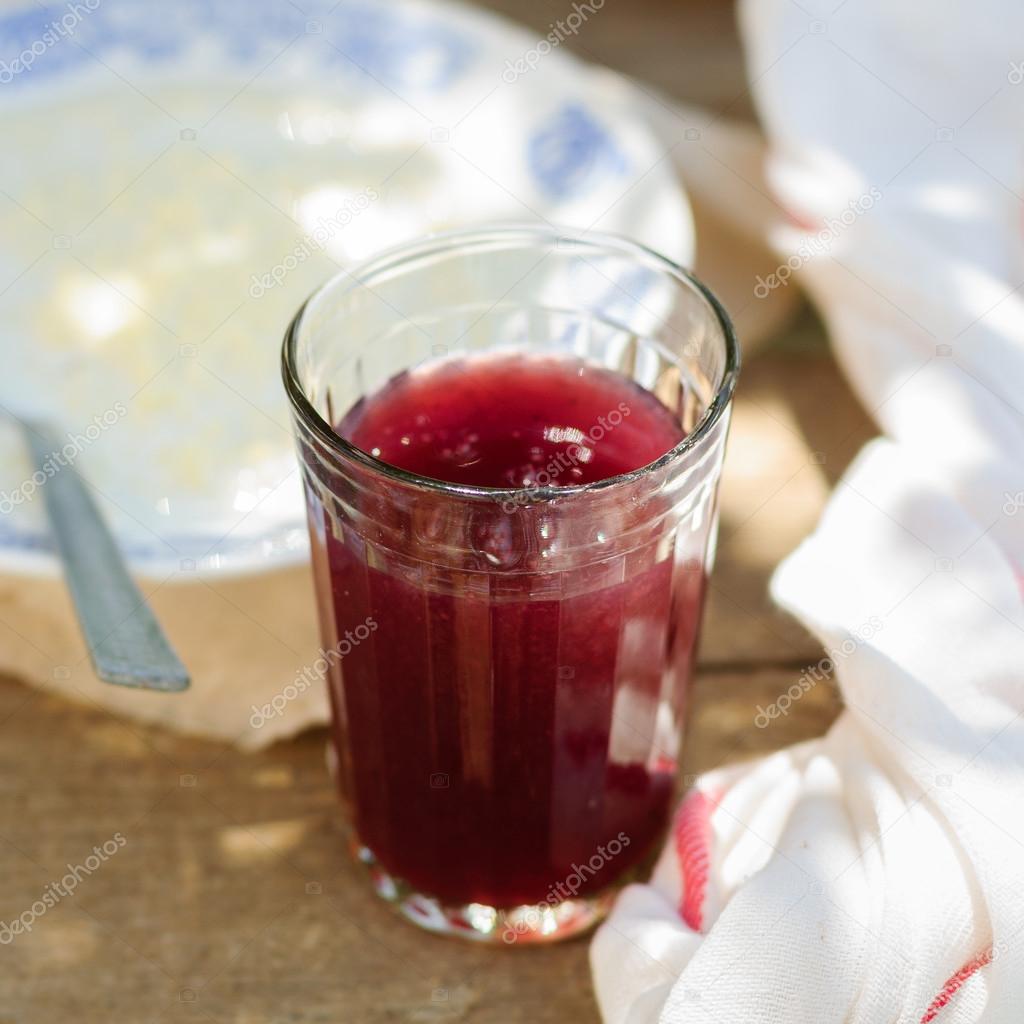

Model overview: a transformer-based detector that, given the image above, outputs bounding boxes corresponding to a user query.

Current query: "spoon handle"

[22,421,190,692]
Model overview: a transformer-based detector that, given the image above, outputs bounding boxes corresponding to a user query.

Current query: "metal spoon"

[19,417,190,692]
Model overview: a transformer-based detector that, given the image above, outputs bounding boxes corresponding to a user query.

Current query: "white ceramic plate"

[0,0,693,577]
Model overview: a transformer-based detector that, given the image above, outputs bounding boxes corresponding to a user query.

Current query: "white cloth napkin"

[592,1,1024,1021]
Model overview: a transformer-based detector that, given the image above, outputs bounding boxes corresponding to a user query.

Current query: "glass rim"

[281,222,740,501]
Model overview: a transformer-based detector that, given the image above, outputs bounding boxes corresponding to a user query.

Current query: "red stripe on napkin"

[673,787,720,932]
[919,946,993,1023]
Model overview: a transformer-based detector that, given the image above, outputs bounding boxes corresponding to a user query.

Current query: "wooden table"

[0,3,876,1020]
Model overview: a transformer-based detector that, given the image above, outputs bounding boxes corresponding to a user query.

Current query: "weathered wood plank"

[0,661,841,1022]
[703,321,877,666]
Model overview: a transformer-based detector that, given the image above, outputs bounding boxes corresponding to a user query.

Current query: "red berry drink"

[284,227,737,942]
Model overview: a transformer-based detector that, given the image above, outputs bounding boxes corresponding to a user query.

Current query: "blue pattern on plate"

[328,4,474,91]
[528,103,629,200]
[0,514,308,568]
[0,0,471,91]
[0,5,95,82]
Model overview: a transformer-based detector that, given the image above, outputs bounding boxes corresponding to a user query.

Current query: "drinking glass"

[282,224,738,943]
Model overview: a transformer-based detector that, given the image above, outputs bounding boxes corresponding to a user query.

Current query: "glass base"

[352,842,614,944]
